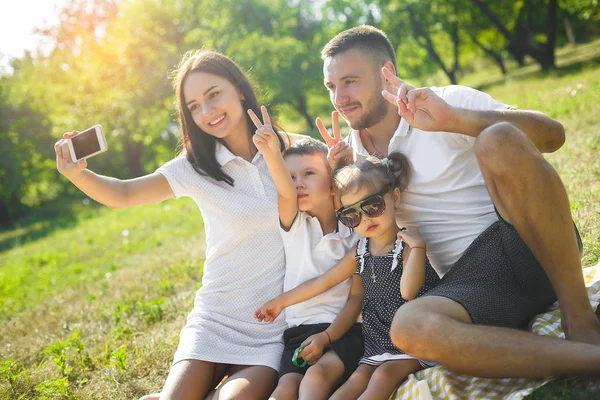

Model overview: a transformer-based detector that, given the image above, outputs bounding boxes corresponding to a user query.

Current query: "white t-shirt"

[281,212,359,327]
[348,85,511,276]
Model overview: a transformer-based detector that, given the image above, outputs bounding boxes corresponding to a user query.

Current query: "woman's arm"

[248,107,297,229]
[55,131,175,208]
[255,248,358,322]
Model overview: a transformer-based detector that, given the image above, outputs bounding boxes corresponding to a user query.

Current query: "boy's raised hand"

[381,66,453,133]
[254,298,283,323]
[248,106,281,156]
[299,332,329,365]
[316,111,354,169]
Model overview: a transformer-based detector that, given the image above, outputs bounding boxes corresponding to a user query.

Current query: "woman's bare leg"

[146,359,225,400]
[207,364,278,400]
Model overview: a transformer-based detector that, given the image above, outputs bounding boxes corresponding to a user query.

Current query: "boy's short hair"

[284,138,328,159]
[321,25,397,72]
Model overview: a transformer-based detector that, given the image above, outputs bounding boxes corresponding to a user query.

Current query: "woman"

[54,50,293,399]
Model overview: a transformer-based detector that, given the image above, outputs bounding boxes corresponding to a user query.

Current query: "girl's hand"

[316,111,354,169]
[397,228,426,250]
[254,298,283,323]
[54,130,87,182]
[248,106,281,156]
[299,331,329,365]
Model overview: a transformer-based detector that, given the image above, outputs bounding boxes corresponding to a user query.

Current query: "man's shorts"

[279,323,363,382]
[423,211,583,329]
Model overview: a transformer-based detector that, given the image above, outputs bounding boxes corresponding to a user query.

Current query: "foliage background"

[1,0,598,225]
[0,0,599,398]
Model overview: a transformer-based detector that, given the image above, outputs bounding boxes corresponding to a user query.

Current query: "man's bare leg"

[391,296,600,378]
[474,122,600,344]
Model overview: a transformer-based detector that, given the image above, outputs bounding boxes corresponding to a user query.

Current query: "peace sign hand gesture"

[381,66,454,133]
[248,106,281,157]
[316,111,354,169]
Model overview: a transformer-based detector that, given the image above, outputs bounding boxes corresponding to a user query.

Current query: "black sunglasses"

[336,184,391,229]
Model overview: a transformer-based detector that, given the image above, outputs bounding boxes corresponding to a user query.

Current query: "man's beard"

[349,92,388,130]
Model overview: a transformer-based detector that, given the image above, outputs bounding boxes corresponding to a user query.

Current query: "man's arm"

[447,108,565,153]
[381,67,565,153]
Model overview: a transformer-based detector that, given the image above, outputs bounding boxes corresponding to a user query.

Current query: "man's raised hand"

[316,111,354,169]
[248,106,281,156]
[381,66,453,132]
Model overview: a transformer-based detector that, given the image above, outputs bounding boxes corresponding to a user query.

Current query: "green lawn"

[1,41,599,399]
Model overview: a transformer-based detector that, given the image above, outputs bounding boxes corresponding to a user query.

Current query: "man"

[321,25,600,378]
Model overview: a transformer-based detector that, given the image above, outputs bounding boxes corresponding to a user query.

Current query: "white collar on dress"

[214,140,264,167]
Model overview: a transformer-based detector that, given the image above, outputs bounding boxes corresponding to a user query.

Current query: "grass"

[1,41,599,399]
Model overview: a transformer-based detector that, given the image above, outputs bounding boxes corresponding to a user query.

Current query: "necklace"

[367,238,395,282]
[362,129,387,159]
[371,257,377,283]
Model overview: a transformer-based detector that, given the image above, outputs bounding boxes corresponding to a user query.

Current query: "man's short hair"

[321,25,397,72]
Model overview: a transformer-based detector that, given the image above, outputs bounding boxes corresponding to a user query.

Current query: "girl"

[256,153,441,400]
[54,50,294,400]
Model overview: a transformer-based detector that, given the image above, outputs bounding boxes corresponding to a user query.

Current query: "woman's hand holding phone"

[55,130,88,182]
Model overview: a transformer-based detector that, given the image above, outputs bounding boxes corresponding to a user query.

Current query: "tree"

[470,0,559,70]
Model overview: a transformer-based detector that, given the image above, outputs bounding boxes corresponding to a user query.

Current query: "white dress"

[157,141,290,370]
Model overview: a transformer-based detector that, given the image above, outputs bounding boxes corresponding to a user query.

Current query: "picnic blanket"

[393,264,600,400]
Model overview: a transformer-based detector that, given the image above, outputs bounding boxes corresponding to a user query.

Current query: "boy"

[249,106,364,400]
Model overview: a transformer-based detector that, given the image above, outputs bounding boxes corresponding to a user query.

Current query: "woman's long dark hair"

[173,50,286,186]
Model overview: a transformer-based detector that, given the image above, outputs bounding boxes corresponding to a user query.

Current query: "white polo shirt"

[348,85,511,276]
[281,212,359,327]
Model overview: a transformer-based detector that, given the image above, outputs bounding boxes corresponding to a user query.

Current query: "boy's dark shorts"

[279,323,363,382]
[423,211,583,329]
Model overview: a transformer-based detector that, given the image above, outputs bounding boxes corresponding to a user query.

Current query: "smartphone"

[67,124,108,162]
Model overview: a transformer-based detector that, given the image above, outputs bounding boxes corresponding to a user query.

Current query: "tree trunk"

[545,0,558,69]
[471,35,507,75]
[564,16,576,45]
[470,0,557,70]
[296,94,315,130]
[124,140,144,177]
[408,10,458,84]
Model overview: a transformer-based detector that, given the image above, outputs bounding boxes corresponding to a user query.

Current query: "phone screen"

[72,127,101,159]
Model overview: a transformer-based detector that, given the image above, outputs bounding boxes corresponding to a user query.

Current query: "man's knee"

[474,122,541,176]
[391,305,435,357]
[391,300,464,358]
